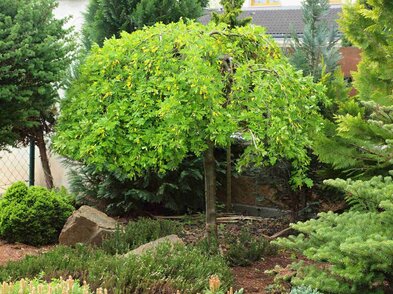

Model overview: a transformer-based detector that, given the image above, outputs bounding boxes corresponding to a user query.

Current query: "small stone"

[124,235,184,257]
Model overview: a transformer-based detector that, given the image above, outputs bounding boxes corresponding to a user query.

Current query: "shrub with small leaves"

[101,218,183,254]
[0,182,74,246]
[0,243,233,293]
[224,227,276,266]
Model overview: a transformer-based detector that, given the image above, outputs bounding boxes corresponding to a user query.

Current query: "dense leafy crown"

[0,0,75,149]
[54,21,326,186]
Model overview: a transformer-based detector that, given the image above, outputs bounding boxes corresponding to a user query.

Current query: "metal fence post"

[29,138,35,186]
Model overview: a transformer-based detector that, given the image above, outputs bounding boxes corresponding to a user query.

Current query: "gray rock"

[124,234,184,257]
[59,205,118,246]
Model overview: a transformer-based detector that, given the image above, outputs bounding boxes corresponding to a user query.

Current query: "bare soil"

[0,240,53,266]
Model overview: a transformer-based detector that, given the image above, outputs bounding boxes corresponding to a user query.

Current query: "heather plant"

[0,182,74,246]
[101,218,183,254]
[0,244,233,293]
[224,227,276,266]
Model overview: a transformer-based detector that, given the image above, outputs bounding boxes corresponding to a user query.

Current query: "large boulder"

[59,205,118,245]
[124,235,184,257]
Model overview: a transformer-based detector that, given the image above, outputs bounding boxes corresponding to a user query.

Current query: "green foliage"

[315,0,393,178]
[274,175,393,293]
[290,285,322,294]
[224,228,276,266]
[54,21,326,188]
[82,0,204,50]
[132,0,203,29]
[0,0,75,150]
[0,244,233,293]
[0,182,74,246]
[101,218,183,254]
[212,0,252,28]
[287,0,340,81]
[67,156,207,214]
[82,0,140,50]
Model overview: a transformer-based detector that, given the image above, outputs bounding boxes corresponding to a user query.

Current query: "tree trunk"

[203,140,217,240]
[35,131,54,189]
[226,144,232,212]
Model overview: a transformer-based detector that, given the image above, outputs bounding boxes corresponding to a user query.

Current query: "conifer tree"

[212,0,251,28]
[82,0,206,50]
[288,0,340,81]
[0,0,75,188]
[275,2,393,292]
[314,0,393,177]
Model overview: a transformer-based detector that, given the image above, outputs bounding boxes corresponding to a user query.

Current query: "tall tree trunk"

[226,143,232,212]
[203,140,217,240]
[35,131,54,189]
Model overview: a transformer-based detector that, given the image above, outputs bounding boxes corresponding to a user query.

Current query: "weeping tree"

[212,0,252,211]
[54,21,326,238]
[0,0,75,188]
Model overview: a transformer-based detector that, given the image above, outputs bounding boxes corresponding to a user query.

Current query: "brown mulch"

[232,253,293,294]
[0,240,53,266]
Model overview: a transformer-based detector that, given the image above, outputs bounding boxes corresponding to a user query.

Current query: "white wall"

[55,0,88,31]
[209,0,348,9]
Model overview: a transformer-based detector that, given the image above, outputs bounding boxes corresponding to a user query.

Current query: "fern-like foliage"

[274,174,393,293]
[65,156,210,215]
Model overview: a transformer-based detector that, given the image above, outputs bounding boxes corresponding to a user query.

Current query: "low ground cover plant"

[0,243,232,293]
[101,218,183,254]
[0,182,74,246]
[224,227,277,266]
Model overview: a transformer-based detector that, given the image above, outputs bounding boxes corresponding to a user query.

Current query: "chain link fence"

[0,146,32,194]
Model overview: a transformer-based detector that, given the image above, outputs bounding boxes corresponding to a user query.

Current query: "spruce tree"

[0,0,75,187]
[288,0,340,81]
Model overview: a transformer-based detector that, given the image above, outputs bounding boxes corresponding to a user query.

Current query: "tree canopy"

[0,0,74,150]
[0,0,75,187]
[54,21,325,185]
[82,0,205,50]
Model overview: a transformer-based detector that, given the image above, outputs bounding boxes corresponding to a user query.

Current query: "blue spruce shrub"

[0,182,74,246]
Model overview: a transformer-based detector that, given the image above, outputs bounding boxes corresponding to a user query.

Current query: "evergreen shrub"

[0,244,233,293]
[274,175,393,293]
[0,182,74,246]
